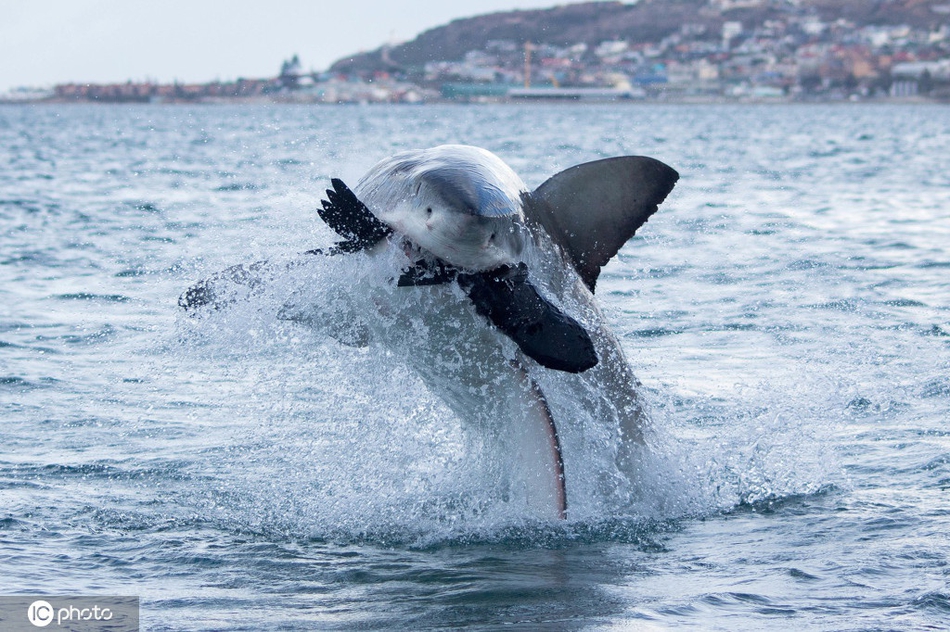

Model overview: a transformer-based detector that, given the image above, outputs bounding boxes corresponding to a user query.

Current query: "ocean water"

[1,102,948,631]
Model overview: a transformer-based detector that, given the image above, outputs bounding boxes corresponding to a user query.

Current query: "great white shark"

[180,145,678,520]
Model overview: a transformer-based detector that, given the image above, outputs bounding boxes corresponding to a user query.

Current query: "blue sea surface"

[1,103,949,630]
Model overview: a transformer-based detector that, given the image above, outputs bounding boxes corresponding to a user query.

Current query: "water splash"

[164,252,839,546]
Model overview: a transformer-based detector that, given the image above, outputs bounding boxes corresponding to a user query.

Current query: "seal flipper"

[396,258,459,287]
[459,263,598,374]
[523,156,678,292]
[320,178,392,251]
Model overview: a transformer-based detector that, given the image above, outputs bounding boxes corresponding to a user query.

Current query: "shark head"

[354,145,527,271]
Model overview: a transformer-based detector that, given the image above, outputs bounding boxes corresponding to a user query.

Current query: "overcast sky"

[0,0,589,92]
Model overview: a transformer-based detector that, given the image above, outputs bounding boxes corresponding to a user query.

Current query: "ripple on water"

[911,591,950,614]
[1,103,949,630]
[53,292,132,303]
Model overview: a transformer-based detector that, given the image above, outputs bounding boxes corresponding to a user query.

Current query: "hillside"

[330,0,950,74]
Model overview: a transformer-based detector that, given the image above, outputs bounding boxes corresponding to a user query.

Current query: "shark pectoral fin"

[178,259,275,312]
[459,263,598,374]
[182,178,386,312]
[179,249,336,313]
[523,156,678,292]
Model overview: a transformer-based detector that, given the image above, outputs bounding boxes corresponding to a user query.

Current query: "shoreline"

[0,95,944,106]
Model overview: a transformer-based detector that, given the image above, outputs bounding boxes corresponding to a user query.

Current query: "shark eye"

[489,233,496,243]
[426,207,433,216]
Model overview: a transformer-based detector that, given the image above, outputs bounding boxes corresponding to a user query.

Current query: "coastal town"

[4,0,950,104]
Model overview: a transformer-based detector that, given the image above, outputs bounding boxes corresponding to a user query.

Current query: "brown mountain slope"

[330,0,949,74]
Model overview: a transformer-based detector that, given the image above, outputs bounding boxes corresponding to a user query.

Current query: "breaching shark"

[180,145,678,520]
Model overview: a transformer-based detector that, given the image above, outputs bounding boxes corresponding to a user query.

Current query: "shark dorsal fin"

[523,156,678,292]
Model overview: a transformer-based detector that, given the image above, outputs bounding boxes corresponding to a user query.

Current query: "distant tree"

[800,74,822,93]
[919,69,933,95]
[279,55,302,90]
[872,72,893,97]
